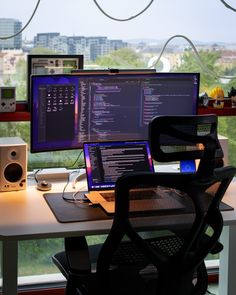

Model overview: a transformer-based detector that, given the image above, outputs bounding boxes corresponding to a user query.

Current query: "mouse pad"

[44,192,110,223]
[44,192,233,223]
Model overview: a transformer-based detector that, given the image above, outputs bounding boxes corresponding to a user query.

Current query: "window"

[1,0,236,287]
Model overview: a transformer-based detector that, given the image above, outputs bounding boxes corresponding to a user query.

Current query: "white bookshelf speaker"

[0,137,27,192]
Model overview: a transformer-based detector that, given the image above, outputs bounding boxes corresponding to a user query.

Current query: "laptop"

[83,140,185,214]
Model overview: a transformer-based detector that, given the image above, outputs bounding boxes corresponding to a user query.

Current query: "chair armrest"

[209,240,223,254]
[65,236,91,273]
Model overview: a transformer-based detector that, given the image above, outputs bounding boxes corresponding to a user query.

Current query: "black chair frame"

[52,114,236,295]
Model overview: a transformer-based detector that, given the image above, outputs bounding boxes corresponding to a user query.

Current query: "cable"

[93,0,154,21]
[220,0,236,12]
[148,34,236,80]
[34,169,41,183]
[61,171,75,201]
[61,170,91,205]
[67,150,84,169]
[0,0,41,40]
[89,1,236,80]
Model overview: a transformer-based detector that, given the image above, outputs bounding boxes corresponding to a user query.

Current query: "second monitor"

[30,72,200,153]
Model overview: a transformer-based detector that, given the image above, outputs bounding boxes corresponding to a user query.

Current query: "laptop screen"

[84,140,154,191]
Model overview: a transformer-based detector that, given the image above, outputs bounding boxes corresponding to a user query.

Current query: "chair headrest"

[148,115,224,177]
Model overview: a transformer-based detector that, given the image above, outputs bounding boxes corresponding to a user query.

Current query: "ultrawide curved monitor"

[30,72,199,153]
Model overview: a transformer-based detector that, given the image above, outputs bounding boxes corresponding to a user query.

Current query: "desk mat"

[44,192,233,223]
[44,192,110,223]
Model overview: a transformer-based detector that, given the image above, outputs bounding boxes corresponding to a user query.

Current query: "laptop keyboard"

[101,188,162,202]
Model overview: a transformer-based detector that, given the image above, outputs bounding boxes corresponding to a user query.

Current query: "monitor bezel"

[83,140,154,191]
[27,54,84,111]
[30,71,200,153]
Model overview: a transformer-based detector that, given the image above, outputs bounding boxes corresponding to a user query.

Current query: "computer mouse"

[37,180,52,191]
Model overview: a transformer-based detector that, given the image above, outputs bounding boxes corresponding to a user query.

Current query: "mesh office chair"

[52,114,236,295]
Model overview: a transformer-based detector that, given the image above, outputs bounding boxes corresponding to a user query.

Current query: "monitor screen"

[83,140,154,190]
[30,72,200,153]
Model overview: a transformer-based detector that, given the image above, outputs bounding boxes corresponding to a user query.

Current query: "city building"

[33,33,128,61]
[0,18,22,50]
[33,32,60,49]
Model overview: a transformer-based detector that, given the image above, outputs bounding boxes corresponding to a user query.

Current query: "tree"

[224,77,236,95]
[29,47,59,54]
[173,50,236,166]
[95,48,145,68]
[173,50,222,93]
[14,58,27,100]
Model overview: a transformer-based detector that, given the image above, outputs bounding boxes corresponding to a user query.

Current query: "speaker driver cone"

[4,163,23,182]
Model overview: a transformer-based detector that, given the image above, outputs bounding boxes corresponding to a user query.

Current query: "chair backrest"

[149,114,224,178]
[96,115,236,295]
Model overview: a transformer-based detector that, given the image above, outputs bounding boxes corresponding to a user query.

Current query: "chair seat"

[52,234,213,295]
[112,235,184,265]
[53,234,184,277]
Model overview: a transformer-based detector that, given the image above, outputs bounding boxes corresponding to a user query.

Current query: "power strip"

[36,168,70,181]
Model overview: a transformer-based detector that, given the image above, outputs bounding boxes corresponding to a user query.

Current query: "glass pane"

[1,1,236,101]
[18,239,64,276]
[1,0,236,280]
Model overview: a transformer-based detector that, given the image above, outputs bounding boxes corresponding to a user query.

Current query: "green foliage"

[173,50,222,93]
[28,149,84,170]
[0,122,30,143]
[14,58,27,100]
[218,117,236,166]
[29,47,59,54]
[18,239,64,275]
[224,78,236,95]
[15,58,27,80]
[96,47,145,68]
[3,76,12,86]
[1,47,236,278]
[3,58,27,100]
[224,66,236,76]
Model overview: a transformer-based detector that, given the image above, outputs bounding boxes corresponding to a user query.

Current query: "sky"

[1,0,236,43]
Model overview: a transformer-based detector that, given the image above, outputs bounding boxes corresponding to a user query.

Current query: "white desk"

[0,179,236,295]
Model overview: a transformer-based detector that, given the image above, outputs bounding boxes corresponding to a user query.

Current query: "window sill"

[2,104,236,123]
[0,263,219,294]
[198,106,236,116]
[0,102,30,122]
[0,273,66,295]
